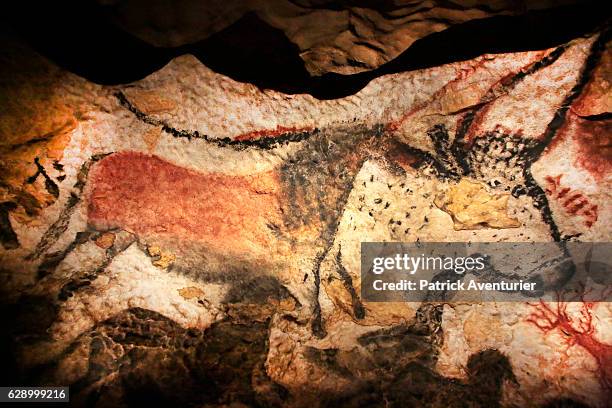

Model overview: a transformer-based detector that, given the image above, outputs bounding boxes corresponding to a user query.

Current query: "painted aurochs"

[0,18,610,408]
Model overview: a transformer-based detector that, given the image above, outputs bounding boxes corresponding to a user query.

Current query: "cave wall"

[0,2,610,407]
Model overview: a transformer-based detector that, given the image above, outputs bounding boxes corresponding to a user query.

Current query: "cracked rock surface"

[0,15,610,408]
[98,0,587,76]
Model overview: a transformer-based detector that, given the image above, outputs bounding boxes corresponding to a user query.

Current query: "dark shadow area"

[1,1,167,85]
[0,295,60,394]
[1,1,610,99]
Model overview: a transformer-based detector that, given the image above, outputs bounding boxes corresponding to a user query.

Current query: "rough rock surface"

[98,0,586,76]
[434,179,521,230]
[0,22,610,408]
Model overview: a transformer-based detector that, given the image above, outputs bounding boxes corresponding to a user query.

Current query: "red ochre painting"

[0,2,610,407]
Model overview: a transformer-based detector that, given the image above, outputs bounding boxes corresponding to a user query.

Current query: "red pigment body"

[528,300,612,394]
[544,112,611,182]
[233,125,313,141]
[87,151,286,256]
[571,115,612,181]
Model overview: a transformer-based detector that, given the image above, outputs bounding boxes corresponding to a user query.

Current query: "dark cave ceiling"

[3,0,609,97]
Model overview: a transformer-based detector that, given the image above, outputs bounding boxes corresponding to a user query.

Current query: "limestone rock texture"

[98,0,584,76]
[0,14,611,408]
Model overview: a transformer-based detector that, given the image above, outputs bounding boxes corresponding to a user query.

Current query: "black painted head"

[466,349,517,387]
